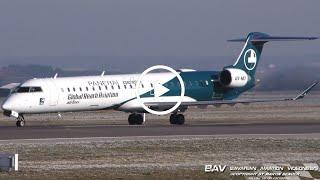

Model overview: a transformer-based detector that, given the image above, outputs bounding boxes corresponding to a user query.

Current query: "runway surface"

[0,123,320,140]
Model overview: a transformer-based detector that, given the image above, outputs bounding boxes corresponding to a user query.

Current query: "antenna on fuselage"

[101,71,105,76]
[53,73,58,79]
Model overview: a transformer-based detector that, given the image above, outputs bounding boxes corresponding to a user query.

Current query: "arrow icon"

[154,82,170,98]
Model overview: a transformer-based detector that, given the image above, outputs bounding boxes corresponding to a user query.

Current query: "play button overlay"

[154,82,170,98]
[136,65,185,115]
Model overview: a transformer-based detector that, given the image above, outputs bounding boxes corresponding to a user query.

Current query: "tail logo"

[244,49,257,70]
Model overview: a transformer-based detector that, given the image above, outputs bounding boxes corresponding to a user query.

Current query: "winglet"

[292,82,319,100]
[53,73,58,79]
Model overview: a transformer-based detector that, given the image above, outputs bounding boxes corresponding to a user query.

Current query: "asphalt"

[0,123,320,140]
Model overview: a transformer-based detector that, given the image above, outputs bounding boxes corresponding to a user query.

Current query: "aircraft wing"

[0,83,20,90]
[144,82,318,108]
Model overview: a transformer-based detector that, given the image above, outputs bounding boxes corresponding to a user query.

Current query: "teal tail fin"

[228,32,268,77]
[222,32,317,99]
[226,32,317,83]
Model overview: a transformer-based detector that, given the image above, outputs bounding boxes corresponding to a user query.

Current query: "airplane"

[1,32,318,127]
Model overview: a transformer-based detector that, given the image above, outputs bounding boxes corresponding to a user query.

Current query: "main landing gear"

[127,113,185,125]
[170,114,185,125]
[128,113,145,125]
[16,115,25,127]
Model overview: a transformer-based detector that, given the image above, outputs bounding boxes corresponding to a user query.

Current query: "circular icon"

[136,65,185,115]
[244,49,257,70]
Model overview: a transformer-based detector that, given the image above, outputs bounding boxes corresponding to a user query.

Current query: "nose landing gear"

[16,115,25,127]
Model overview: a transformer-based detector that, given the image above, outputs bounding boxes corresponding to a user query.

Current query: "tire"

[16,121,20,127]
[170,114,177,124]
[176,114,185,125]
[20,120,25,127]
[128,114,136,125]
[16,120,25,127]
[128,114,144,125]
[135,114,144,125]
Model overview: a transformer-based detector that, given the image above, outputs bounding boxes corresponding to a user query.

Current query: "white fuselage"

[2,72,197,115]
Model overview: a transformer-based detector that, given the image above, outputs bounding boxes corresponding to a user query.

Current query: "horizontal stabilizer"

[228,32,318,42]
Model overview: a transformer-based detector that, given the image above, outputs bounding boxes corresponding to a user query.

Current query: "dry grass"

[0,168,236,180]
[0,136,319,179]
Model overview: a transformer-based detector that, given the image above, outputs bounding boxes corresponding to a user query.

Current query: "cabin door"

[46,80,59,106]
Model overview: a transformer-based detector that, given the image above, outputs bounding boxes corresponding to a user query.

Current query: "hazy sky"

[0,0,319,57]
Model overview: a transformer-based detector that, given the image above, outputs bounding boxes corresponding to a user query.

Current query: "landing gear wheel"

[128,114,136,125]
[169,114,185,125]
[176,114,185,125]
[16,120,25,127]
[16,115,25,127]
[170,114,177,124]
[135,114,144,125]
[128,113,144,125]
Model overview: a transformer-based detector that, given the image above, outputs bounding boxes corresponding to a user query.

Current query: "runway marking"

[1,133,320,144]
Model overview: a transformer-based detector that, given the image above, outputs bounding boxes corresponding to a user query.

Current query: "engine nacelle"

[219,68,249,88]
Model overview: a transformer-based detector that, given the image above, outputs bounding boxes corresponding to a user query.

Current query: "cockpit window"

[30,87,42,92]
[15,86,43,93]
[16,87,30,93]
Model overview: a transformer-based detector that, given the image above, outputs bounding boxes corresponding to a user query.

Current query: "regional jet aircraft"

[1,32,318,127]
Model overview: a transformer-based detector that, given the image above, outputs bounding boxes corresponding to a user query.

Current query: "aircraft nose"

[1,100,11,111]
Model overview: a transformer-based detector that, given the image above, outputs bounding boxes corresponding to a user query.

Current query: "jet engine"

[219,68,249,88]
